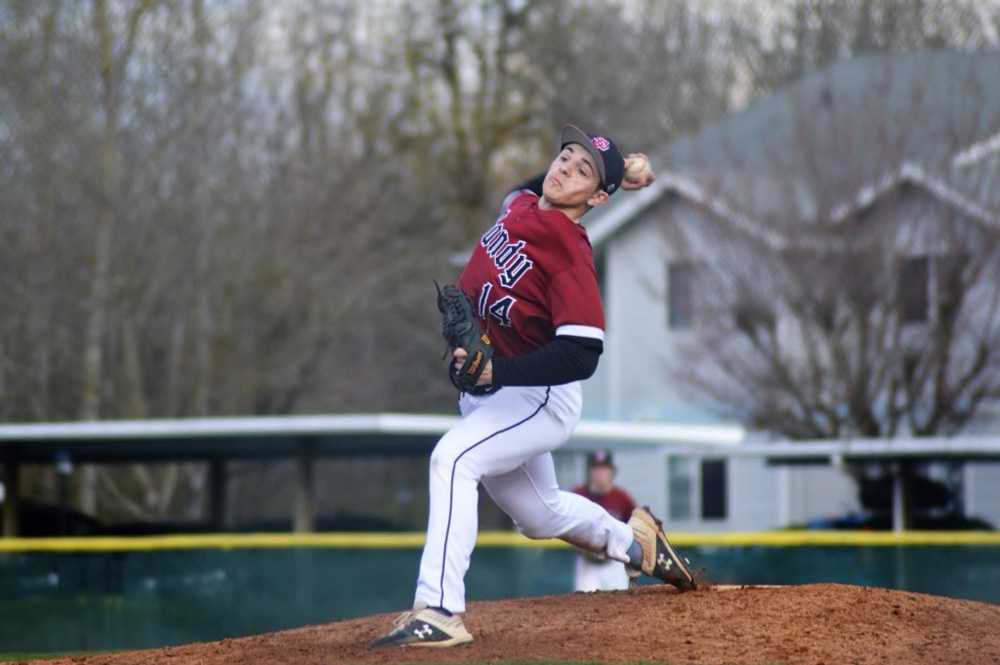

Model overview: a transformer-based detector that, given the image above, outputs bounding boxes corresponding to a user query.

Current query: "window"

[700,459,728,520]
[935,255,967,325]
[733,301,776,337]
[898,256,929,323]
[668,262,697,329]
[898,254,970,325]
[668,456,693,520]
[668,456,728,521]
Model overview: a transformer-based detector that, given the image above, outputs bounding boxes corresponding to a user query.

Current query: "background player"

[572,450,636,592]
[374,125,696,649]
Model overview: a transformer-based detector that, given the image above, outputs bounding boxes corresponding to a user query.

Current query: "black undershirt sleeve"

[491,335,603,387]
[508,172,546,198]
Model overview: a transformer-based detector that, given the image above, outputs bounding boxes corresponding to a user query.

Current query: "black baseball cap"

[559,124,625,195]
[586,449,615,468]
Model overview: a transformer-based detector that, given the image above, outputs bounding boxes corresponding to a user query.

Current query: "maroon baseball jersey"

[571,485,636,523]
[457,191,604,358]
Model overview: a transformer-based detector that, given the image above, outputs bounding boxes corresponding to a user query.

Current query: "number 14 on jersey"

[477,283,516,327]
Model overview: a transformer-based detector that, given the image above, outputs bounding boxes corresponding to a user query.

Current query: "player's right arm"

[499,173,546,210]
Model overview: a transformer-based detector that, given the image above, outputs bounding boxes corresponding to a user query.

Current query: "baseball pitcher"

[374,125,696,649]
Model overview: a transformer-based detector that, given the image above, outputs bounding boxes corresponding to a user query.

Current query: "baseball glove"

[435,281,494,392]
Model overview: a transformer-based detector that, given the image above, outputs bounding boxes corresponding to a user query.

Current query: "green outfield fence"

[0,531,998,654]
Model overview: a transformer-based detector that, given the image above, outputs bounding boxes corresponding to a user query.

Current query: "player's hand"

[452,348,493,386]
[620,152,656,190]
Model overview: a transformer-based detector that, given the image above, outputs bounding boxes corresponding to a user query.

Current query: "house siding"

[585,198,719,422]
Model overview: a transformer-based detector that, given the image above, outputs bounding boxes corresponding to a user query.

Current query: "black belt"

[466,385,502,397]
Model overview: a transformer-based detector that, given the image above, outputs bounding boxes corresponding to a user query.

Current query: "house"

[570,51,1000,531]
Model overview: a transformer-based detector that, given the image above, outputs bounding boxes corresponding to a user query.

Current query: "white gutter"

[710,436,1000,459]
[0,414,744,447]
[4,416,994,458]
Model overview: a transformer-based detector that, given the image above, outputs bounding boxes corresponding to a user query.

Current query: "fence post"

[891,467,905,533]
[1,453,20,537]
[293,442,316,533]
[208,458,227,531]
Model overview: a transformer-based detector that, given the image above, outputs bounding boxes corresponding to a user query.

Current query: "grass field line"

[0,529,998,552]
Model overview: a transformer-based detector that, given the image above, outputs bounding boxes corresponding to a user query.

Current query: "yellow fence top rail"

[0,530,998,552]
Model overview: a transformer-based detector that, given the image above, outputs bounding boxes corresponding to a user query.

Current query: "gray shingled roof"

[586,50,1000,247]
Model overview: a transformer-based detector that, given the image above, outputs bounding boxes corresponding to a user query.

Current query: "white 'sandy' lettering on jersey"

[480,221,534,288]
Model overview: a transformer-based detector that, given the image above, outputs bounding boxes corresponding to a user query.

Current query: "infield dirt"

[29,583,1000,665]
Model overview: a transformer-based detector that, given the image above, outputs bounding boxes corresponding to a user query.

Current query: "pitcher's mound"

[36,584,1000,665]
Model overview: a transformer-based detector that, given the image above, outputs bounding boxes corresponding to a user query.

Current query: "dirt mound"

[33,584,1000,665]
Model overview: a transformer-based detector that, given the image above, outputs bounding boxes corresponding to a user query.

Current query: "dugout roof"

[0,414,744,464]
[0,414,997,465]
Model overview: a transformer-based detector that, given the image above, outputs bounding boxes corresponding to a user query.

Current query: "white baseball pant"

[413,382,635,613]
[573,554,630,592]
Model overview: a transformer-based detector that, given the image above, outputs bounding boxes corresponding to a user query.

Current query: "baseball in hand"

[623,153,653,186]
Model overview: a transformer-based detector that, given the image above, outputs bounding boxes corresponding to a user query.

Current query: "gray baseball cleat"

[627,506,697,590]
[371,606,473,648]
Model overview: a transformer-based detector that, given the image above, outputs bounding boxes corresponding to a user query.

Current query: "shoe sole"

[371,613,474,649]
[372,633,473,648]
[405,634,474,648]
